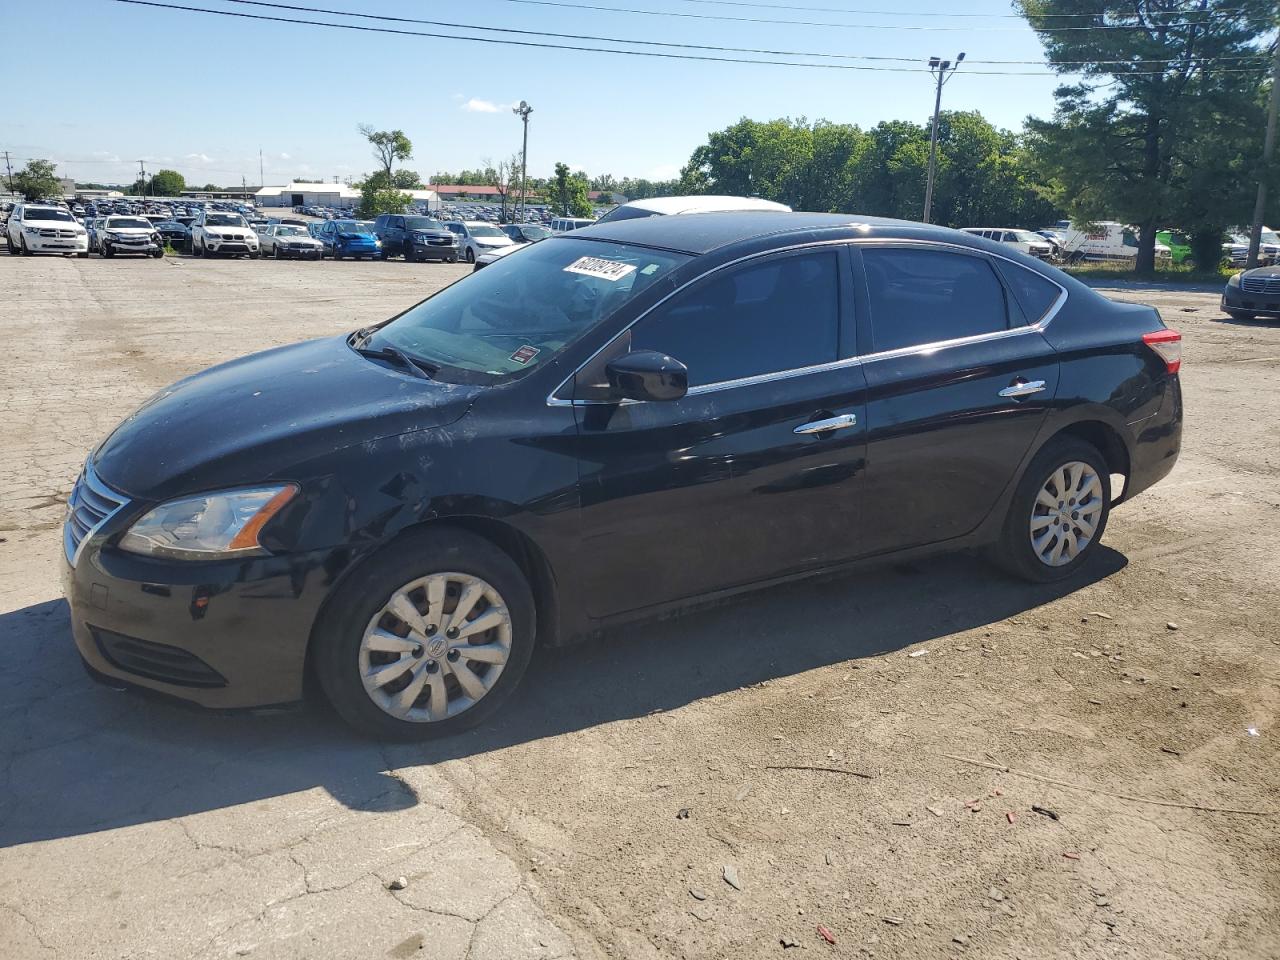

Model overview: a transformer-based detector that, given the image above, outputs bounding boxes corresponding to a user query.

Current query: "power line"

[216,0,1276,66]
[636,0,1259,21]
[478,0,1273,33]
[113,0,1276,75]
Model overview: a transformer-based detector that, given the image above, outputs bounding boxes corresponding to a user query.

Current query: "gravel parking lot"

[1,255,1277,960]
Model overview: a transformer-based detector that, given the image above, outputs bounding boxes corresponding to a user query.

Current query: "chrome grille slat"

[63,461,129,566]
[1241,276,1280,295]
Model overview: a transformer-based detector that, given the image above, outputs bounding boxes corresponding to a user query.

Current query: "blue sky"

[4,0,1065,187]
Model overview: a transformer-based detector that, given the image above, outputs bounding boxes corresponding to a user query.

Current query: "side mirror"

[606,350,688,402]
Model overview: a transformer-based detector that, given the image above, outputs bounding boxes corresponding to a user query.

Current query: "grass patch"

[1063,260,1234,284]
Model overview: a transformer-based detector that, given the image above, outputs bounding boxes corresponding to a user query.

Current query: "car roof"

[569,210,958,256]
[618,195,792,216]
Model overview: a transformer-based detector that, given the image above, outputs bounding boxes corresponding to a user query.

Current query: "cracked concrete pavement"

[1,255,1278,959]
[0,255,580,960]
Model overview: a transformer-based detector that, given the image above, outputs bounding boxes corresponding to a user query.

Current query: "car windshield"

[109,218,152,229]
[368,238,690,383]
[518,225,551,240]
[206,214,246,227]
[276,226,307,237]
[468,225,506,238]
[405,217,443,230]
[1263,229,1280,245]
[26,208,76,222]
[1013,231,1044,244]
[334,221,371,234]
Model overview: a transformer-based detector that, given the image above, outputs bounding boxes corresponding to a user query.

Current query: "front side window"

[629,250,840,388]
[368,238,688,383]
[862,247,1010,353]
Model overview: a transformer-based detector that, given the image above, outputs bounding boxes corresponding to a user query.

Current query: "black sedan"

[1221,265,1280,321]
[64,212,1183,739]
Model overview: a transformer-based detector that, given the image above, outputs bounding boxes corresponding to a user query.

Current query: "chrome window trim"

[546,235,1068,407]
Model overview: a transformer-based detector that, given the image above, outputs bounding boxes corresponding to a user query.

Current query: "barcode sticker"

[563,256,638,282]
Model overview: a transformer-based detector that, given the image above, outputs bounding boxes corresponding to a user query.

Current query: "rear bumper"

[1123,375,1182,501]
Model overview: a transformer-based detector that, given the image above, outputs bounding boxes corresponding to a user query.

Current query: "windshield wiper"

[353,343,437,380]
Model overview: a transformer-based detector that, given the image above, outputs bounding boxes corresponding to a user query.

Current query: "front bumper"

[23,233,88,253]
[411,240,459,259]
[104,238,161,254]
[276,246,323,259]
[1222,286,1280,317]
[206,237,258,253]
[63,537,337,709]
[335,243,380,257]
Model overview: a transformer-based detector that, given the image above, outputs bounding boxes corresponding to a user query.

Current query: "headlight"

[374,239,382,246]
[23,225,41,234]
[1227,273,1242,287]
[119,485,298,560]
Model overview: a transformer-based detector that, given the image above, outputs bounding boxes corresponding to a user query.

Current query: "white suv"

[443,220,514,263]
[191,210,260,258]
[5,204,89,256]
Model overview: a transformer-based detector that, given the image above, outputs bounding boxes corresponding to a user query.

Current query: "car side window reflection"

[629,251,840,388]
[862,248,1010,353]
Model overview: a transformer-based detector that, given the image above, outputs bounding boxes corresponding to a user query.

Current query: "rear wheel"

[991,437,1110,583]
[313,528,536,740]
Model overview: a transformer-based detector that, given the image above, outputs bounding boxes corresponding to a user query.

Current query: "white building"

[253,182,440,211]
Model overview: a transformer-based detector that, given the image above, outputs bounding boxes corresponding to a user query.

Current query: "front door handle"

[794,413,858,435]
[998,380,1047,399]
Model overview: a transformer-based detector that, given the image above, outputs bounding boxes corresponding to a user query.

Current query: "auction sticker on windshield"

[564,256,638,282]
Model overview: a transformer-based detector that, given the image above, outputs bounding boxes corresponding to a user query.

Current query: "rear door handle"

[998,380,1047,399]
[794,413,858,435]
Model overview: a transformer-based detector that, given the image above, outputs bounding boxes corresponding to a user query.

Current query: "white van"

[1054,221,1171,263]
[959,227,1055,259]
[550,217,596,234]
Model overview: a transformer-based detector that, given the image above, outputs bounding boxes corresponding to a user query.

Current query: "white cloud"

[185,152,215,164]
[91,150,121,163]
[460,98,508,113]
[278,152,291,160]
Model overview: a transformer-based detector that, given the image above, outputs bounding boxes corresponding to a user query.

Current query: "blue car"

[317,219,382,260]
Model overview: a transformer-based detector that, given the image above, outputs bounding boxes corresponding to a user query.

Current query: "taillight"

[1142,328,1181,374]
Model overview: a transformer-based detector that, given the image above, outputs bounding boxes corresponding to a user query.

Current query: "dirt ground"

[0,254,1277,960]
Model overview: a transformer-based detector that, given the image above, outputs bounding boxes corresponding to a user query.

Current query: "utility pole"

[1246,37,1280,269]
[2,151,13,194]
[137,160,147,200]
[923,52,964,225]
[259,147,264,189]
[513,100,533,222]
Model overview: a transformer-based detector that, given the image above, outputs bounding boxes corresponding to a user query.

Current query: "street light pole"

[923,52,964,225]
[513,100,533,222]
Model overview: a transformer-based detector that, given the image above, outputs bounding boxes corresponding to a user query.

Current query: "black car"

[1221,265,1280,320]
[373,213,460,262]
[63,212,1182,739]
[153,219,190,244]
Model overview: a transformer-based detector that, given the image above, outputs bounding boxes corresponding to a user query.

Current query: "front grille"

[64,462,128,566]
[427,238,454,246]
[93,628,227,688]
[1241,275,1280,295]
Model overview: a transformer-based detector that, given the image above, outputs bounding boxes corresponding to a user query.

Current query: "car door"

[569,246,869,618]
[852,242,1061,555]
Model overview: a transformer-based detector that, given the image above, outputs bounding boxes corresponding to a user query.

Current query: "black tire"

[333,250,343,261]
[274,245,282,259]
[250,250,260,260]
[153,248,164,258]
[5,235,15,255]
[990,436,1111,583]
[1225,309,1255,321]
[20,235,32,256]
[77,251,89,258]
[102,243,114,258]
[465,247,476,264]
[447,256,457,264]
[404,246,417,263]
[313,527,537,740]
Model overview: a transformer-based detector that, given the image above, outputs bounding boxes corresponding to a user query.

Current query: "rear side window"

[630,251,840,387]
[996,262,1062,324]
[862,248,1010,353]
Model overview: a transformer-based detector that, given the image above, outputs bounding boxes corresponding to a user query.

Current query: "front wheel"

[20,235,32,256]
[990,437,1111,583]
[313,527,536,740]
[465,247,476,264]
[101,243,114,258]
[1225,309,1256,321]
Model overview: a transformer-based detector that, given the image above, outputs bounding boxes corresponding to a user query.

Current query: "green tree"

[552,162,572,214]
[148,169,185,197]
[357,182,412,218]
[358,124,413,183]
[12,159,62,201]
[1020,0,1274,273]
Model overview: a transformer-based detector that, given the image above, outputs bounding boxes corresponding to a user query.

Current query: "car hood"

[474,236,514,246]
[278,235,322,245]
[477,244,523,263]
[336,232,377,242]
[93,335,480,500]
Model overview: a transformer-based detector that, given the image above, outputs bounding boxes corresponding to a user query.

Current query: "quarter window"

[862,248,1010,353]
[630,251,840,387]
[996,262,1062,324]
